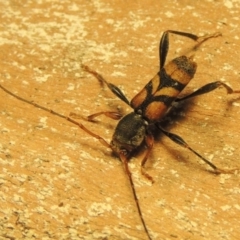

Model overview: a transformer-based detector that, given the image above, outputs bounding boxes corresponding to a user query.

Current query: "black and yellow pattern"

[131,55,197,121]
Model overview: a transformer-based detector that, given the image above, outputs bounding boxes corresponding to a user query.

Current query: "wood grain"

[0,1,240,239]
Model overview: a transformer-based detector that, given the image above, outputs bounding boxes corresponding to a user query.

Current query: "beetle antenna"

[119,152,152,240]
[0,84,112,149]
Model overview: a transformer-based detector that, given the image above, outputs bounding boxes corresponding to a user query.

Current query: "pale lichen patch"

[87,202,112,217]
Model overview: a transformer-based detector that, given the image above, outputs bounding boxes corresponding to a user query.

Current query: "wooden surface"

[0,1,240,240]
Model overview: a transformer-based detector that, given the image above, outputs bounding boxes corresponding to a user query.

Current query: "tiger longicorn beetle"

[1,30,240,240]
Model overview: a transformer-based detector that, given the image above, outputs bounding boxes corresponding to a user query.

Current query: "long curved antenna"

[0,84,111,149]
[119,152,152,240]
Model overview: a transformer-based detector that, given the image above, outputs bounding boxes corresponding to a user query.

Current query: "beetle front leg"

[70,111,122,121]
[119,151,152,240]
[140,133,154,183]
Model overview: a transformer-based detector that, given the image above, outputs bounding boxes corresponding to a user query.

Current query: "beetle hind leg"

[159,30,221,69]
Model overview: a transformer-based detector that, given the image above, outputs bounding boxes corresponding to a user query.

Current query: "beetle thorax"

[111,112,147,154]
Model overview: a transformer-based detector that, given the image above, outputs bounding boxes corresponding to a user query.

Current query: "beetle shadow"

[119,98,196,169]
[150,93,240,174]
[149,98,206,169]
[226,95,240,108]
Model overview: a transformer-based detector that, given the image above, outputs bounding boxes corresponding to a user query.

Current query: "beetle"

[1,30,239,240]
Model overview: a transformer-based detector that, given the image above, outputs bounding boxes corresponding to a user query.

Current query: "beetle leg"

[159,126,238,174]
[70,111,122,121]
[160,30,199,69]
[0,84,112,150]
[140,134,154,183]
[159,31,221,69]
[175,81,240,102]
[119,151,152,240]
[87,111,122,121]
[82,64,130,106]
